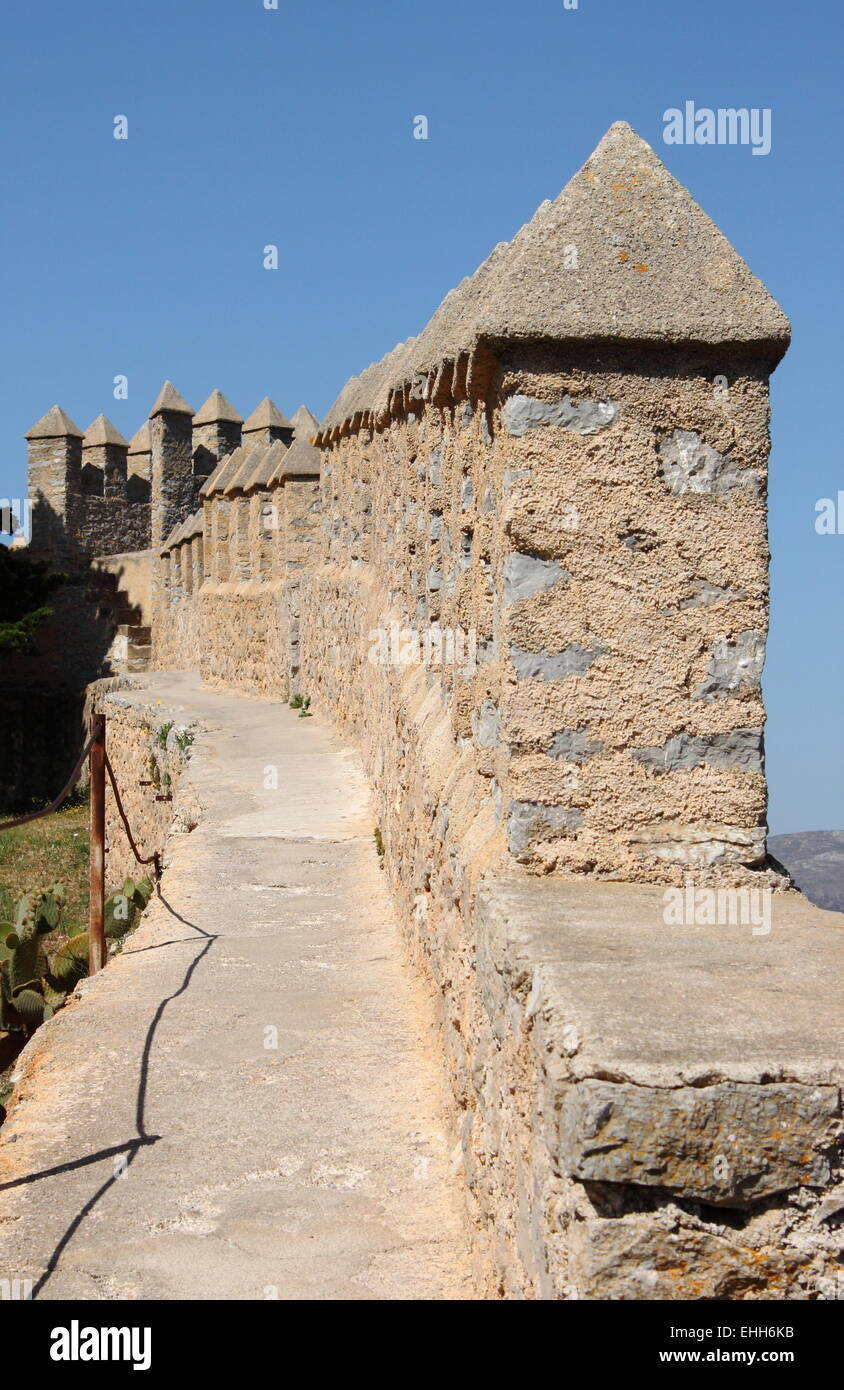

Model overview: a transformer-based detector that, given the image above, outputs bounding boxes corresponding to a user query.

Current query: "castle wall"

[300,344,772,889]
[26,126,839,1300]
[66,493,151,557]
[292,344,834,1298]
[155,474,322,697]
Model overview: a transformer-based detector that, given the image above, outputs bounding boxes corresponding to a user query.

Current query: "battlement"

[16,124,844,1306]
[23,385,315,570]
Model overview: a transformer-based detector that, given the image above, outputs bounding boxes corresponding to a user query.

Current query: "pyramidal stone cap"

[223,446,264,496]
[83,414,129,448]
[257,439,290,489]
[128,423,151,455]
[199,446,244,499]
[149,380,194,418]
[25,405,84,440]
[272,435,321,484]
[243,397,292,432]
[193,389,243,426]
[291,404,320,442]
[319,121,791,438]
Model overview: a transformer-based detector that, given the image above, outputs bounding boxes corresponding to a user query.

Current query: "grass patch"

[0,803,92,1111]
[0,802,90,947]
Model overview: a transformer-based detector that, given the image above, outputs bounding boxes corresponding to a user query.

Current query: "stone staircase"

[88,568,151,674]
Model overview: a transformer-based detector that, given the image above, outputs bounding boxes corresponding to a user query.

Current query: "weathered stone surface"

[193,389,242,425]
[568,1215,814,1301]
[148,379,193,417]
[504,552,570,604]
[501,394,618,438]
[629,819,766,866]
[560,1078,839,1204]
[694,630,766,700]
[633,728,763,773]
[318,122,790,435]
[476,876,844,1089]
[506,800,583,854]
[510,643,604,680]
[657,428,761,495]
[548,726,603,763]
[476,699,501,747]
[678,579,744,609]
[24,404,84,439]
[83,414,128,448]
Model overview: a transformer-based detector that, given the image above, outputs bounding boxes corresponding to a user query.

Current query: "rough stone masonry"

[18,122,844,1298]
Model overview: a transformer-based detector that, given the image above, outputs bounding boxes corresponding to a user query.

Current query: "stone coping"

[477,875,844,1089]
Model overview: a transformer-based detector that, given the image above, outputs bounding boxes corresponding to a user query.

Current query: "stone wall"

[92,550,153,629]
[22,123,841,1299]
[154,446,321,698]
[289,125,843,1296]
[67,492,150,558]
[86,679,197,889]
[303,343,777,889]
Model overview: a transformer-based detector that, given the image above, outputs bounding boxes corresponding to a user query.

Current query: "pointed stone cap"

[128,423,151,455]
[291,404,320,442]
[199,446,247,499]
[461,121,791,354]
[270,435,321,485]
[25,405,84,440]
[223,446,265,496]
[193,389,243,426]
[149,381,194,418]
[162,519,185,553]
[318,122,791,438]
[242,397,292,433]
[250,439,288,490]
[182,509,203,540]
[83,414,129,448]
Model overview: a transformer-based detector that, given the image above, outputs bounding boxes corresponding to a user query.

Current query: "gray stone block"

[504,552,570,604]
[560,1078,839,1204]
[502,393,619,438]
[694,630,765,700]
[633,728,763,773]
[510,643,604,680]
[548,726,603,763]
[657,429,761,495]
[476,700,501,748]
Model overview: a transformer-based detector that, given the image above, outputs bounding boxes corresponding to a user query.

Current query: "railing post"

[88,713,106,975]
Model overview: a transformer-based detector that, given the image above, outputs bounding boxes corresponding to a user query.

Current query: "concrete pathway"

[0,672,475,1300]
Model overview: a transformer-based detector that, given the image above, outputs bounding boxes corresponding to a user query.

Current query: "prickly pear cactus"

[0,876,153,1038]
[0,885,68,1032]
[104,876,153,939]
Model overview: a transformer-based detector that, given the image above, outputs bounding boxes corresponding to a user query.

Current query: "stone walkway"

[0,672,475,1300]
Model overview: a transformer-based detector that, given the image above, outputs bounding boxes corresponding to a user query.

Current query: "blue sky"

[0,0,841,833]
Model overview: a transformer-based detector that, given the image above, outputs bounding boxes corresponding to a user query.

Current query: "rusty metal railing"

[0,714,160,975]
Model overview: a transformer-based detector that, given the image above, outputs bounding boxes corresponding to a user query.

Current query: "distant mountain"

[769,831,844,914]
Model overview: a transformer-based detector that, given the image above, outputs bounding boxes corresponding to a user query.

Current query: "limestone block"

[560,1078,840,1204]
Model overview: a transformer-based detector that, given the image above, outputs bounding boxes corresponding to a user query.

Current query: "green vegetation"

[289,694,313,718]
[0,876,152,1036]
[374,827,385,859]
[0,546,64,653]
[173,727,195,754]
[0,802,90,940]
